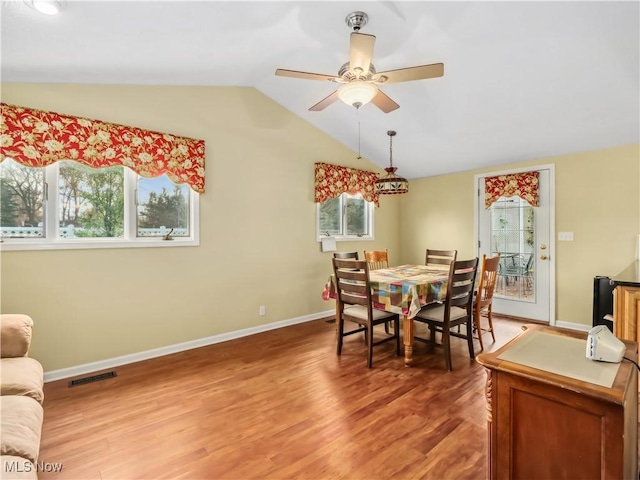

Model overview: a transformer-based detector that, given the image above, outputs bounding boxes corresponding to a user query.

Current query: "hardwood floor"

[39,317,528,480]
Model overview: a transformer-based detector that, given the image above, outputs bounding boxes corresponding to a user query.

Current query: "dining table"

[323,264,450,366]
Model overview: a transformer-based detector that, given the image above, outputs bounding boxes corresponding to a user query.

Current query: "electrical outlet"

[558,232,574,241]
[259,305,266,316]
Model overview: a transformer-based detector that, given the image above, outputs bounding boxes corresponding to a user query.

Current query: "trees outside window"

[137,176,189,236]
[0,159,45,236]
[59,162,125,238]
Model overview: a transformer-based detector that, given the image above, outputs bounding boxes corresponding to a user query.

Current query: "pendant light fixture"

[375,130,409,195]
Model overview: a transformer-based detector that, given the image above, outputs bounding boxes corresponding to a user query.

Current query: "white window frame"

[315,192,374,242]
[0,163,199,251]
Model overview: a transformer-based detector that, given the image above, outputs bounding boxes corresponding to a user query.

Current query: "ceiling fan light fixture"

[375,130,409,195]
[28,0,64,15]
[337,81,378,109]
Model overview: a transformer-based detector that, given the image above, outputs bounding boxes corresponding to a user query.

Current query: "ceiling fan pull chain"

[389,129,393,167]
[357,111,362,159]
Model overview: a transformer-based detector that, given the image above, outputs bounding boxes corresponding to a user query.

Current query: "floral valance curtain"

[0,103,206,193]
[485,171,539,208]
[314,162,379,207]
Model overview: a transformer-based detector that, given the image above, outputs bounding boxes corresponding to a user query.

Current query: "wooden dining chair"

[473,253,501,351]
[333,251,359,260]
[363,249,392,333]
[425,249,457,270]
[363,249,389,270]
[413,257,479,371]
[332,258,400,368]
[425,249,457,307]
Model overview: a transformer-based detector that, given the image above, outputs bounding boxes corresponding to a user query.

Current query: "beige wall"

[2,83,637,372]
[398,144,640,326]
[0,83,401,371]
[399,170,477,263]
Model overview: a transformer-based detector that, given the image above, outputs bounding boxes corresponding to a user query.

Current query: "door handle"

[540,255,548,260]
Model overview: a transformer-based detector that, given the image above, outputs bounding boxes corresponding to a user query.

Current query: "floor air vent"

[68,371,117,387]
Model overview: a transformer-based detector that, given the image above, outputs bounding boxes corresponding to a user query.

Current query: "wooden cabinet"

[614,284,640,343]
[477,325,638,480]
[612,261,640,344]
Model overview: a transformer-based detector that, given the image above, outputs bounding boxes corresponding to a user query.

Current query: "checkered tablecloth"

[323,264,449,319]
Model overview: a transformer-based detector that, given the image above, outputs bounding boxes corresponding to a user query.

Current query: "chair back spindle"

[363,249,390,271]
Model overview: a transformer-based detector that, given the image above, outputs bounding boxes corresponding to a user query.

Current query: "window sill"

[316,235,373,243]
[0,238,199,251]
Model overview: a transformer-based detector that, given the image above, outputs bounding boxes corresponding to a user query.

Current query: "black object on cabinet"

[592,276,614,331]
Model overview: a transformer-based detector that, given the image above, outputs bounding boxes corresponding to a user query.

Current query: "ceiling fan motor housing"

[338,62,376,81]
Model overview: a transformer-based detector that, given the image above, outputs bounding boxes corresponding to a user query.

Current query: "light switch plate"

[558,232,574,241]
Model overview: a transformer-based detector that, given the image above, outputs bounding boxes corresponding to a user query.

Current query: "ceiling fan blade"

[275,69,339,82]
[371,90,399,113]
[309,91,340,111]
[374,63,444,84]
[349,33,376,75]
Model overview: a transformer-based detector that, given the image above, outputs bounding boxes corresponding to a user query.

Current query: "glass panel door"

[477,168,553,322]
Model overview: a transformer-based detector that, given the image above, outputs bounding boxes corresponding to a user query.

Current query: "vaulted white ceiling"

[2,1,638,179]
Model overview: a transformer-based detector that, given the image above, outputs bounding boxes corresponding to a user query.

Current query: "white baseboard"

[44,309,335,383]
[553,320,591,332]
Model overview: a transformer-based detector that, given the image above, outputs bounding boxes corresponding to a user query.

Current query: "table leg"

[403,314,414,366]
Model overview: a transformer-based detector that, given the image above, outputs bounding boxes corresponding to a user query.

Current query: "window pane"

[319,197,341,235]
[59,161,124,238]
[490,196,535,301]
[137,176,190,237]
[345,195,367,236]
[0,159,45,238]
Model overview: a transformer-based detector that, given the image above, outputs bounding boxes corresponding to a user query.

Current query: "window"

[136,176,190,238]
[490,196,534,256]
[0,159,45,238]
[0,159,199,250]
[58,161,125,238]
[490,196,535,300]
[316,193,374,241]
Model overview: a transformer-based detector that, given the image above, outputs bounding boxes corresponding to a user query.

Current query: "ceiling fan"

[275,11,444,113]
